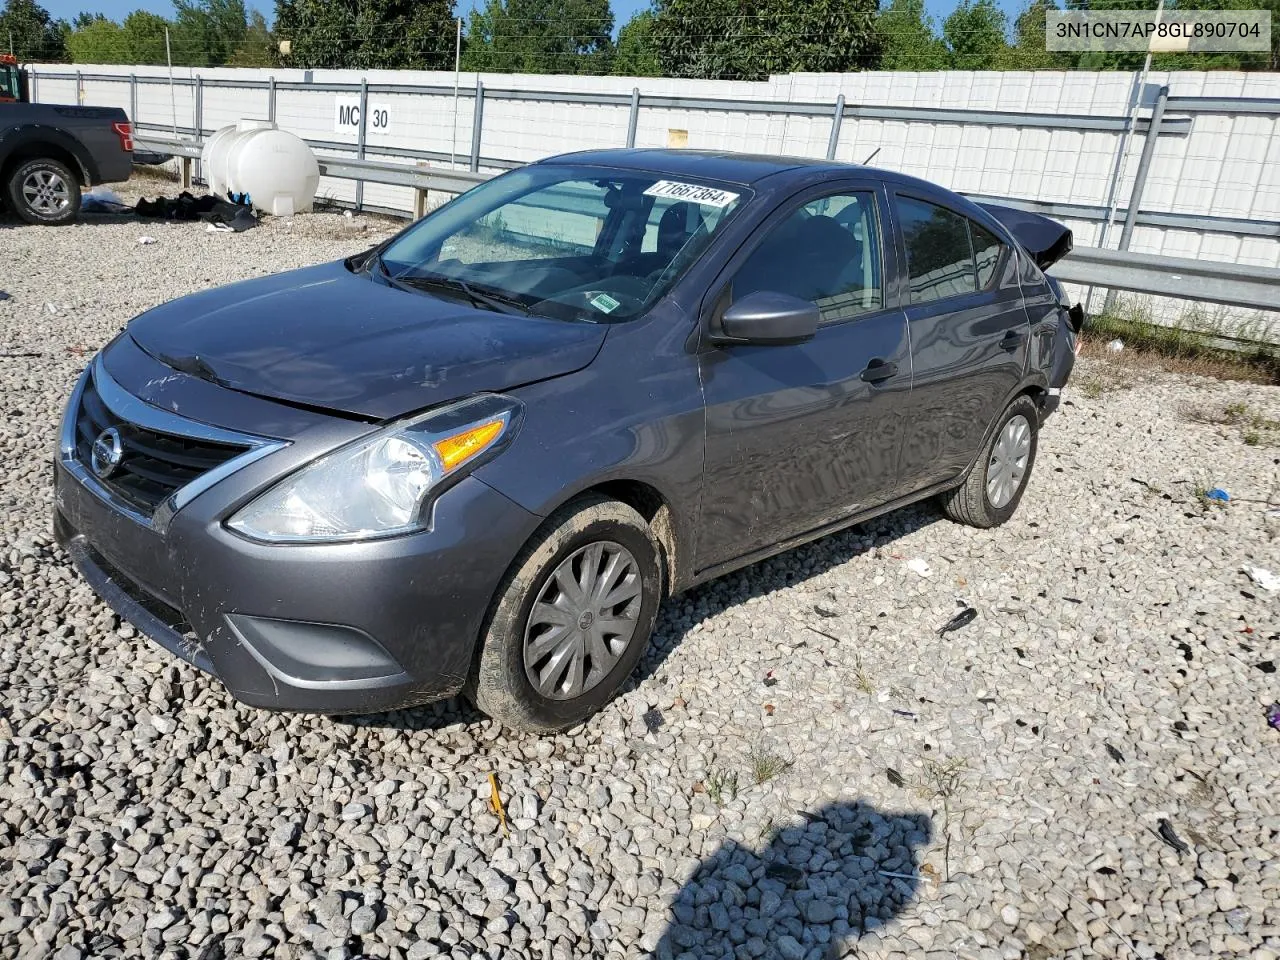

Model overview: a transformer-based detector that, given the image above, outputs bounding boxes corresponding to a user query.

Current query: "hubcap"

[22,169,70,216]
[523,541,642,700]
[986,414,1031,509]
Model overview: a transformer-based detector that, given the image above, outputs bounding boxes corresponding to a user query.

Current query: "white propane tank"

[200,119,320,216]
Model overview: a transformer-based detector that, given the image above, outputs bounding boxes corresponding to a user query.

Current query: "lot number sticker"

[335,97,392,134]
[643,180,739,208]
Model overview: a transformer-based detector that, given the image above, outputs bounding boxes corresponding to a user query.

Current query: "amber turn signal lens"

[432,419,505,471]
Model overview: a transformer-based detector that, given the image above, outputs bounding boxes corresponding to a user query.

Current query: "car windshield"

[376,164,748,323]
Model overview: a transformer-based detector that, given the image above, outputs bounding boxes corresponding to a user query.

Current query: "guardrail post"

[130,74,137,126]
[1119,86,1168,254]
[268,75,276,124]
[76,70,83,106]
[827,94,845,161]
[355,78,368,211]
[626,87,640,148]
[470,80,485,173]
[1104,85,1169,312]
[194,75,204,180]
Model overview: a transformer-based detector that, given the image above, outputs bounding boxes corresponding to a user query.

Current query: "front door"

[695,183,911,573]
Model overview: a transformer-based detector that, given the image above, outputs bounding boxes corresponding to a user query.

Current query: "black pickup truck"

[1,102,133,225]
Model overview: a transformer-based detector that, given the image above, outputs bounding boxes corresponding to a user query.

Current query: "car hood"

[127,261,607,420]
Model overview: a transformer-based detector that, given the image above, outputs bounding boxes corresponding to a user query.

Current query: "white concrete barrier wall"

[27,63,1280,336]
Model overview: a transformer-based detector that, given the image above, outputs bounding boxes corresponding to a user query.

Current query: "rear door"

[891,193,1028,492]
[694,180,912,573]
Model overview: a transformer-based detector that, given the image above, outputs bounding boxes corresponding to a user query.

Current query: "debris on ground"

[905,558,933,577]
[0,291,10,302]
[1205,487,1230,502]
[81,187,130,214]
[1106,339,1124,354]
[1241,565,1279,592]
[886,768,905,786]
[1266,703,1280,731]
[1157,818,1190,854]
[488,773,509,837]
[137,236,157,245]
[1104,742,1124,763]
[937,606,977,636]
[136,191,259,232]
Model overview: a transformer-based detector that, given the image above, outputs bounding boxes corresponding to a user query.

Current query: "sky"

[37,0,1022,36]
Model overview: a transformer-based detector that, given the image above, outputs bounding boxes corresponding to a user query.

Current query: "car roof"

[538,148,863,186]
[535,147,1004,235]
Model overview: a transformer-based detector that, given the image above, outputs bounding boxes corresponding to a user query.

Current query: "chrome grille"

[73,372,250,515]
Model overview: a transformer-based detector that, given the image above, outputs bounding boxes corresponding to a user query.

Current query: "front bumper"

[53,358,542,714]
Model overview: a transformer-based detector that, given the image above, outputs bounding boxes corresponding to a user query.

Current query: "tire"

[6,157,82,225]
[939,394,1039,528]
[470,495,664,732]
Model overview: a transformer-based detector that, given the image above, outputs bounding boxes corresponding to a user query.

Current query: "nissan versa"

[54,149,1081,731]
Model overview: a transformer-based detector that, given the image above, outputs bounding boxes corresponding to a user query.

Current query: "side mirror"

[717,291,819,345]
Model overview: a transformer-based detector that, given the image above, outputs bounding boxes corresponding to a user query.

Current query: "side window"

[970,221,1005,289]
[896,196,976,304]
[732,190,883,323]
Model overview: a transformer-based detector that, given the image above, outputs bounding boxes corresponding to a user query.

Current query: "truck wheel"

[939,394,1039,528]
[469,495,663,732]
[7,157,81,225]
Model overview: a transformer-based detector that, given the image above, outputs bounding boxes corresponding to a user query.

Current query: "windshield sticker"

[590,293,621,314]
[643,180,740,208]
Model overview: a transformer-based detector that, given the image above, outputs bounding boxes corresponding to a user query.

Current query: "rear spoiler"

[976,203,1073,271]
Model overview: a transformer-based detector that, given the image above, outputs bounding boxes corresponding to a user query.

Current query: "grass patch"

[1185,401,1280,448]
[706,767,739,805]
[748,748,792,785]
[1079,306,1279,385]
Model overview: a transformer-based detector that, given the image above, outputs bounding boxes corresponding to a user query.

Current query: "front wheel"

[939,394,1039,528]
[470,495,663,732]
[6,157,82,225]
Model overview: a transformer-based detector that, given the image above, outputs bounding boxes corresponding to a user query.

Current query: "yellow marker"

[488,772,509,837]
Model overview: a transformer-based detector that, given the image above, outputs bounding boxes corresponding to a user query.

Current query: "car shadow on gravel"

[651,800,933,960]
[341,503,941,733]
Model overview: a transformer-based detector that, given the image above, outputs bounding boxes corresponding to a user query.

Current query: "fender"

[0,124,97,183]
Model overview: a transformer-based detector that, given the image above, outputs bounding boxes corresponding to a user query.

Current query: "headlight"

[227,394,521,543]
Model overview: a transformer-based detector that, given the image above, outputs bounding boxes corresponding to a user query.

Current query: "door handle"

[1000,330,1025,352]
[860,358,898,384]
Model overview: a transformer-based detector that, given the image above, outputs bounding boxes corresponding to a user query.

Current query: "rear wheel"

[939,394,1039,528]
[470,495,663,732]
[6,157,81,225]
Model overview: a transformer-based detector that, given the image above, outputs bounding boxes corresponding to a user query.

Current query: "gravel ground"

[1,183,1279,960]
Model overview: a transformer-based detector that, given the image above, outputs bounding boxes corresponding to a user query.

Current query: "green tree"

[67,15,126,62]
[121,10,170,64]
[998,0,1073,69]
[170,0,250,66]
[71,10,107,29]
[461,0,613,75]
[275,0,457,69]
[227,8,275,65]
[651,0,880,80]
[942,0,1009,69]
[613,7,660,76]
[876,0,949,70]
[0,0,66,61]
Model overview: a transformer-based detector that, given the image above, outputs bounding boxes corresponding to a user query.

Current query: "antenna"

[861,147,881,165]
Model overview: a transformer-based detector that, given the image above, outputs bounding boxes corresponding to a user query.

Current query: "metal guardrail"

[133,134,1279,331]
[1048,247,1280,314]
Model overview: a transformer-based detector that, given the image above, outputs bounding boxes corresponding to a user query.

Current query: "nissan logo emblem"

[90,427,124,480]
